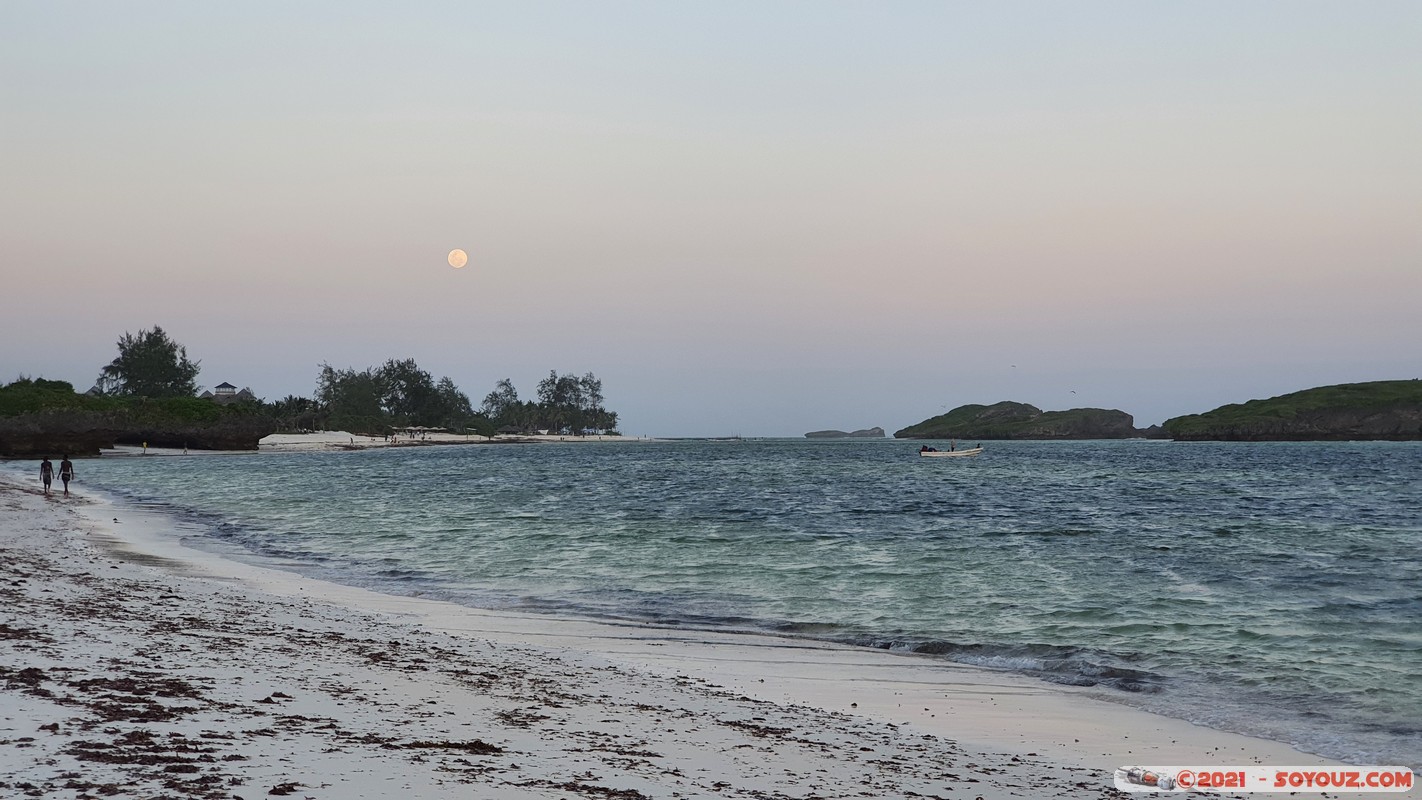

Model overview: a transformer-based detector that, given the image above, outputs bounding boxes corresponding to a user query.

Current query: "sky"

[3,2,1419,436]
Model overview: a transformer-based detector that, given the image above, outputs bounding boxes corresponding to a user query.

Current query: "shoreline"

[2,478,1346,799]
[0,431,664,461]
[256,431,663,454]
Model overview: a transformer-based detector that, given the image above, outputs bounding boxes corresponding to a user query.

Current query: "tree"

[379,358,437,422]
[537,370,585,410]
[479,372,618,435]
[594,409,619,435]
[428,376,475,429]
[314,359,478,433]
[498,399,542,434]
[481,378,519,420]
[315,363,385,432]
[579,372,604,411]
[96,326,201,398]
[268,394,319,432]
[528,370,614,435]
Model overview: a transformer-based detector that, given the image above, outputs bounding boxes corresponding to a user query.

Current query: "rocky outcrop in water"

[0,413,121,457]
[805,427,886,439]
[0,411,276,456]
[895,402,1141,440]
[113,417,277,451]
[0,380,278,456]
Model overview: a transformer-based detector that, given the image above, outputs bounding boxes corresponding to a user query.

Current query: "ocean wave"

[72,439,1422,767]
[853,638,1167,693]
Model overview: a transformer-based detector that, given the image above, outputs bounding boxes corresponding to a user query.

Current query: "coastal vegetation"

[304,365,619,436]
[894,402,1142,440]
[1162,380,1422,441]
[315,359,477,435]
[0,377,273,455]
[0,326,623,455]
[480,372,619,436]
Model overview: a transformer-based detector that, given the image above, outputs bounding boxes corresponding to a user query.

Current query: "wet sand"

[0,476,1333,799]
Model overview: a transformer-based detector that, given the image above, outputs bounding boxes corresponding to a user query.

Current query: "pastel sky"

[4,2,1419,436]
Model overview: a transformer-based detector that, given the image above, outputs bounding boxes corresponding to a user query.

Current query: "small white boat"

[915,449,984,460]
[918,446,983,458]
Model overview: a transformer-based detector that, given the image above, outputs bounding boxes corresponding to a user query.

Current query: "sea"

[53,439,1422,767]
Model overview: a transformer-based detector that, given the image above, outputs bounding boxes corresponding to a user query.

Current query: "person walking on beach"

[39,457,54,495]
[59,455,75,496]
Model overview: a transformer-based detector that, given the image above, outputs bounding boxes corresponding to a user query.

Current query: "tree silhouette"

[96,326,201,398]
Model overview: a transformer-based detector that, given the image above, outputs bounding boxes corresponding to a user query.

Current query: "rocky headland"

[0,413,123,458]
[0,411,277,457]
[1162,380,1422,441]
[0,380,276,457]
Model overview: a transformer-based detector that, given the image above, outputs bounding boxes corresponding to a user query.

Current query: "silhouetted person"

[59,456,75,496]
[39,458,54,495]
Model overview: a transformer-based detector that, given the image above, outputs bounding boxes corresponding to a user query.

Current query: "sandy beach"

[83,432,659,460]
[1,475,1341,799]
[257,432,657,455]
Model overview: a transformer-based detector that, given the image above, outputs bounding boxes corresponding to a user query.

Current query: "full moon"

[447,249,468,269]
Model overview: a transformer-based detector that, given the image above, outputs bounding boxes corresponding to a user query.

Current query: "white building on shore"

[199,382,257,405]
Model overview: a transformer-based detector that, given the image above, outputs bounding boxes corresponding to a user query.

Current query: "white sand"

[0,475,1339,799]
[90,432,657,459]
[257,431,658,454]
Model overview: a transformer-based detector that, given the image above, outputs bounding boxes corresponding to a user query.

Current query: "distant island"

[894,402,1150,440]
[805,427,885,439]
[1162,380,1422,441]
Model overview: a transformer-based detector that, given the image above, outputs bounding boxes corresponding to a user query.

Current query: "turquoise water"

[71,440,1422,766]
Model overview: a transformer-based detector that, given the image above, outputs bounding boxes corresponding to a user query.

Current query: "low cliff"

[113,417,278,451]
[0,410,276,456]
[1162,380,1422,441]
[895,402,1139,440]
[0,380,276,456]
[805,427,886,439]
[0,413,122,457]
